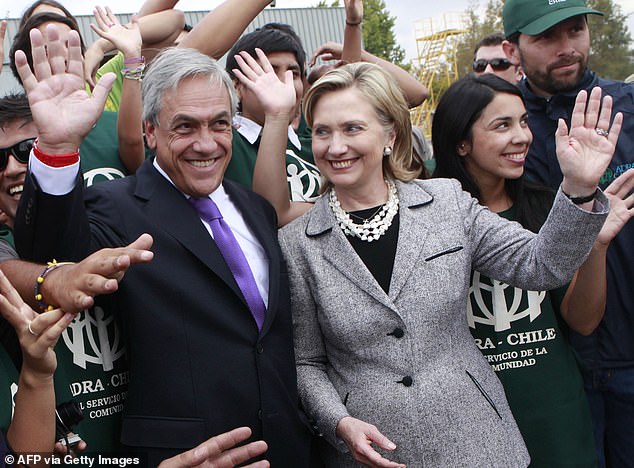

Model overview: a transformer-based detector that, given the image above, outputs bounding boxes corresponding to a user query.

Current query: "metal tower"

[411,13,468,139]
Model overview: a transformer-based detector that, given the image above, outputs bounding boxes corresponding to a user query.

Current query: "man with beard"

[503,1,634,467]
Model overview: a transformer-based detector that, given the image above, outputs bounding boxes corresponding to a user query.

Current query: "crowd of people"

[0,0,632,466]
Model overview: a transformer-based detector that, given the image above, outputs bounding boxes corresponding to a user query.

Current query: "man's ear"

[502,40,521,67]
[457,141,471,157]
[145,120,157,151]
[233,78,244,101]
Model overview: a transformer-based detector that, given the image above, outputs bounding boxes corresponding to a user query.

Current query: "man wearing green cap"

[503,1,634,467]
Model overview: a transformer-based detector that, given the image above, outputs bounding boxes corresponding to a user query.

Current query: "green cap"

[503,0,603,38]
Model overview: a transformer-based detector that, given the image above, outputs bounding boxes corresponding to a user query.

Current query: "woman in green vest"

[433,73,634,467]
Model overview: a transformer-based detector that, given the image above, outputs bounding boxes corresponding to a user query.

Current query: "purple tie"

[190,197,266,330]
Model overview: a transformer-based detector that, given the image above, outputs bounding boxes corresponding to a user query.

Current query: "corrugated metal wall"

[1,7,345,94]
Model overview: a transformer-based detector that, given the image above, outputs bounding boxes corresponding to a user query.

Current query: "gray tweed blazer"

[279,179,608,467]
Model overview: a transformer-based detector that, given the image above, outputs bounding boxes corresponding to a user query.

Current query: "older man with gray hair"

[13,24,310,466]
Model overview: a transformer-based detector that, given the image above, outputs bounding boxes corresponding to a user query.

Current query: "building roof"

[2,7,345,94]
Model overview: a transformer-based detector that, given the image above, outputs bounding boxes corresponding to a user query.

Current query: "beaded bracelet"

[122,63,145,81]
[34,260,75,312]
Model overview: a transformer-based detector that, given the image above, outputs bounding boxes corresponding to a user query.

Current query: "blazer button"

[257,344,264,354]
[257,409,263,420]
[397,376,413,387]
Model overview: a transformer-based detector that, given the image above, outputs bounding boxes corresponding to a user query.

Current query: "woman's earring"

[383,146,393,158]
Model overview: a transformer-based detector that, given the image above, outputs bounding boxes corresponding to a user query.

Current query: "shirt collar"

[152,157,227,201]
[233,114,302,150]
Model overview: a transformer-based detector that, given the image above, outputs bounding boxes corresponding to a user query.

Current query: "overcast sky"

[5,0,634,61]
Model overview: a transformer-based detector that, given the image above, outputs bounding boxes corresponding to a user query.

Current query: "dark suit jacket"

[16,159,310,466]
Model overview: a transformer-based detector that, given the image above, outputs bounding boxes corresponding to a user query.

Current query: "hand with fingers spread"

[556,86,623,198]
[14,25,116,154]
[158,427,269,468]
[233,48,297,122]
[336,416,406,468]
[597,168,634,246]
[90,6,143,60]
[41,234,154,314]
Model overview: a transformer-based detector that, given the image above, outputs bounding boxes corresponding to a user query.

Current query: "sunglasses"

[0,138,35,171]
[472,58,512,73]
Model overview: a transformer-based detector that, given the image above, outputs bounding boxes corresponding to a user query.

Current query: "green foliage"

[362,0,406,66]
[455,0,634,80]
[315,0,341,6]
[587,0,634,80]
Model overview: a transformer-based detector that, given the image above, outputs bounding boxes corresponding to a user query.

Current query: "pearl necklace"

[329,179,399,242]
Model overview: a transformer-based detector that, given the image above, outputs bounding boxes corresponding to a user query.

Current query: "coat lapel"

[388,181,433,300]
[306,195,396,311]
[133,160,244,302]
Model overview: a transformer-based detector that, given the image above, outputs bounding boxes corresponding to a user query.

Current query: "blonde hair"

[303,62,420,188]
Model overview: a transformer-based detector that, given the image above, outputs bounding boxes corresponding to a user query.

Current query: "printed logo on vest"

[467,272,546,331]
[286,150,321,202]
[62,307,125,371]
[83,167,126,187]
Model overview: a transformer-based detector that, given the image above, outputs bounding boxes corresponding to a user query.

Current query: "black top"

[345,206,399,294]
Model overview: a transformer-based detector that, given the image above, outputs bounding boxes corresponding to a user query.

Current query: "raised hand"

[597,168,634,246]
[309,41,344,67]
[42,234,154,313]
[336,416,405,468]
[158,427,269,468]
[344,0,363,25]
[556,86,623,197]
[90,6,142,58]
[14,25,116,154]
[0,269,73,379]
[232,48,296,121]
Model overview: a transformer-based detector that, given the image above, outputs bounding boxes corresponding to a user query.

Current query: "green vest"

[225,126,322,202]
[468,207,597,467]
[79,111,128,186]
[0,346,18,432]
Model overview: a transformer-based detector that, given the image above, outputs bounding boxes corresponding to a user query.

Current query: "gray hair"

[142,47,238,127]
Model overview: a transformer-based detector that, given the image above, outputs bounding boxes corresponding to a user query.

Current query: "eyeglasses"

[472,58,512,73]
[0,138,35,171]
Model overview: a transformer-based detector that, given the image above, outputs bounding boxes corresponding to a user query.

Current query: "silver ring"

[595,127,609,137]
[28,321,39,336]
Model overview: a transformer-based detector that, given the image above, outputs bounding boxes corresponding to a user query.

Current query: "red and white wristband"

[33,138,79,168]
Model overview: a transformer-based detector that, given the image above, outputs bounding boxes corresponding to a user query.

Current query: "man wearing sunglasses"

[0,94,33,237]
[472,32,523,83]
[503,1,634,466]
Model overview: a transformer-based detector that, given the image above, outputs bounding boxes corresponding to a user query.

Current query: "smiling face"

[311,87,395,206]
[145,76,233,198]
[0,120,36,227]
[237,51,303,126]
[511,15,590,97]
[460,92,532,189]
